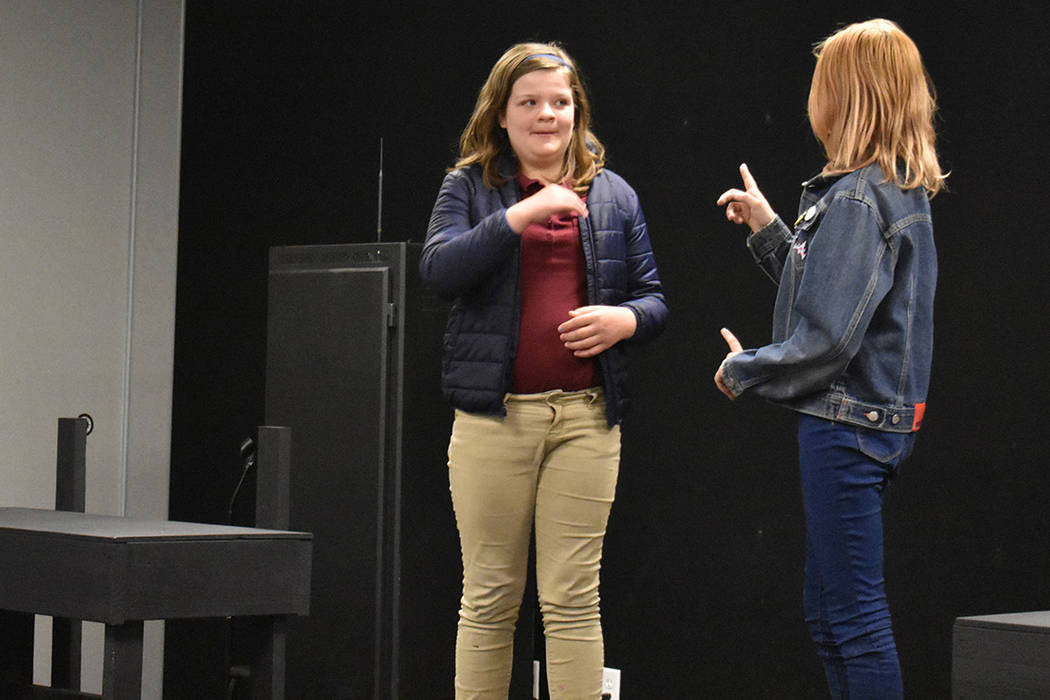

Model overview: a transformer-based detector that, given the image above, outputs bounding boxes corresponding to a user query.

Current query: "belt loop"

[544,389,560,408]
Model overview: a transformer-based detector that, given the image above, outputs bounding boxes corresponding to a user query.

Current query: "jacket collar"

[497,150,519,181]
[801,170,846,190]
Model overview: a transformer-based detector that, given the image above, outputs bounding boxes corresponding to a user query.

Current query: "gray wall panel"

[0,2,183,697]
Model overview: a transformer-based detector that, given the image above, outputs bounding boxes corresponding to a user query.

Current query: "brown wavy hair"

[808,19,946,196]
[453,42,605,194]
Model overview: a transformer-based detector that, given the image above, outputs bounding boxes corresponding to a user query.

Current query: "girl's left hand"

[714,327,744,399]
[558,306,637,357]
[716,163,776,233]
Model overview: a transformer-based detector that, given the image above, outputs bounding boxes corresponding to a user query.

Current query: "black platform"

[953,611,1050,698]
[0,507,311,699]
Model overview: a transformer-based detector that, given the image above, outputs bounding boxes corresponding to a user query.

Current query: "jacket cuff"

[721,357,746,398]
[747,216,791,261]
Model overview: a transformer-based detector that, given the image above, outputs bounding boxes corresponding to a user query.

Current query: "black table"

[953,611,1050,698]
[0,507,311,699]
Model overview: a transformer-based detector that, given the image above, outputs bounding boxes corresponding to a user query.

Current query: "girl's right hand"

[506,183,588,233]
[714,327,744,399]
[716,163,776,233]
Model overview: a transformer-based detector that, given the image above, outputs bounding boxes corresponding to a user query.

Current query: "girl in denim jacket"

[715,19,946,699]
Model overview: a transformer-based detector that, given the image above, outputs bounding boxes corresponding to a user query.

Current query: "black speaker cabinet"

[265,242,458,699]
[953,611,1050,698]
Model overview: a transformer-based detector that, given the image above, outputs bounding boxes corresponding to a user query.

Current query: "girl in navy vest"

[422,42,666,698]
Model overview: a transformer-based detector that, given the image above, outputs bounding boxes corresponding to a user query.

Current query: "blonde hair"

[808,19,946,196]
[453,42,605,194]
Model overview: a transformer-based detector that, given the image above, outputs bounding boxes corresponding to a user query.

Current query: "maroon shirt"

[510,175,596,393]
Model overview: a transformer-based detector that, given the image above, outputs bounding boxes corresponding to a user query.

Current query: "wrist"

[749,212,777,235]
[505,201,532,234]
[617,305,638,340]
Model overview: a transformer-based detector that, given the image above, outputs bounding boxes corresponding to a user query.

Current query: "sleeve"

[721,194,895,400]
[418,170,520,299]
[619,195,668,343]
[746,216,794,285]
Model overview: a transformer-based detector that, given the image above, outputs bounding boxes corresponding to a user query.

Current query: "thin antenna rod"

[377,137,384,242]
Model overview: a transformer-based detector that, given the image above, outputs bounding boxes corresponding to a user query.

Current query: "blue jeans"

[798,414,915,700]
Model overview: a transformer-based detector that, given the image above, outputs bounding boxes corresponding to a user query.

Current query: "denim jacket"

[721,163,936,433]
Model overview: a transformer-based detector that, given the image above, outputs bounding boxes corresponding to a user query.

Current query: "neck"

[519,159,566,185]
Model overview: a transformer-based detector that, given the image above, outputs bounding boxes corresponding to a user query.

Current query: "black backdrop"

[170,1,1050,697]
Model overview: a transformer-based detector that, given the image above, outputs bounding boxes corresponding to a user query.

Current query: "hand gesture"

[506,183,588,233]
[557,305,637,358]
[714,327,744,399]
[716,163,776,233]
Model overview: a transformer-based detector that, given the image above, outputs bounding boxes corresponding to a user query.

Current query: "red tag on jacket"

[912,403,926,432]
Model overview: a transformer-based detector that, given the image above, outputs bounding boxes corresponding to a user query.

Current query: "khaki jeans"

[448,388,621,700]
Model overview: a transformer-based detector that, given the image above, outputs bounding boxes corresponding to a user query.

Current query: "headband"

[522,53,574,71]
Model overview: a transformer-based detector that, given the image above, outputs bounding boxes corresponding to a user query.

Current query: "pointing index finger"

[721,327,744,353]
[739,163,759,194]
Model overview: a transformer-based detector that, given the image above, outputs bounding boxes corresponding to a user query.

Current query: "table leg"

[247,616,287,700]
[103,620,143,700]
[0,609,33,691]
[51,617,82,690]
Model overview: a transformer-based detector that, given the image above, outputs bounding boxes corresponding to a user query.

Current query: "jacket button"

[865,410,879,422]
[891,415,901,425]
[804,205,817,221]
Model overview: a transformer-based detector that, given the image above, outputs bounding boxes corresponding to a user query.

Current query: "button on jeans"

[798,414,915,700]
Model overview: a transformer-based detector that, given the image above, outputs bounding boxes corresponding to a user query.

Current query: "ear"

[498,111,506,129]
